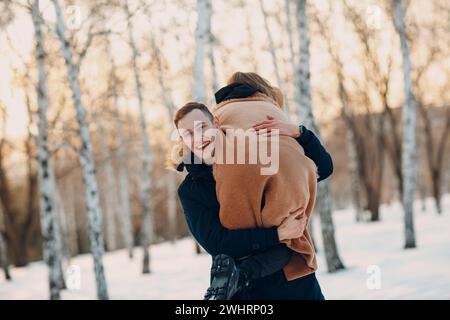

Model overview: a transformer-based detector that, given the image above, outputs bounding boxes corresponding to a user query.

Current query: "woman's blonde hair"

[227,72,284,109]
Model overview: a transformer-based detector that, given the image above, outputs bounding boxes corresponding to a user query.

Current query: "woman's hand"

[252,116,301,138]
[277,212,308,241]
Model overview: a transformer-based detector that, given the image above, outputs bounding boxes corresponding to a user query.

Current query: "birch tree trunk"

[285,0,300,121]
[260,0,290,120]
[205,0,219,97]
[52,0,109,299]
[126,2,153,273]
[32,0,64,299]
[295,0,344,272]
[193,0,208,102]
[93,111,119,251]
[151,35,178,241]
[393,0,417,248]
[191,0,209,254]
[107,39,134,258]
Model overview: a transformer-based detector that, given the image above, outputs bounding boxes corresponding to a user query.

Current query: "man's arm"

[296,125,334,182]
[178,184,280,258]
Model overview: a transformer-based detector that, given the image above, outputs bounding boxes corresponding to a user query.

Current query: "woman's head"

[227,72,284,109]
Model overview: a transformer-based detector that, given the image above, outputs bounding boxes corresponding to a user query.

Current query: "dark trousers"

[232,271,325,300]
[221,243,324,300]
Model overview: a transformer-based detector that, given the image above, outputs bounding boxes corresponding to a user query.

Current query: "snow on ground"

[1,195,450,300]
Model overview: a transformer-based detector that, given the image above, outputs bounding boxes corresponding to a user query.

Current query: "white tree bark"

[192,0,209,254]
[52,0,109,299]
[295,0,344,272]
[286,0,300,122]
[107,39,134,258]
[193,0,208,102]
[393,0,417,248]
[32,0,64,299]
[126,1,153,273]
[260,0,290,120]
[205,0,219,96]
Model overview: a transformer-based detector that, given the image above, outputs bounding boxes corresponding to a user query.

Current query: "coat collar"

[176,152,213,179]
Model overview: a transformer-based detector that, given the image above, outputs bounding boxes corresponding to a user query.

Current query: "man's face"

[177,109,218,165]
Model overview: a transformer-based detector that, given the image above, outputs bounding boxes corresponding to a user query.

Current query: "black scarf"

[214,83,259,104]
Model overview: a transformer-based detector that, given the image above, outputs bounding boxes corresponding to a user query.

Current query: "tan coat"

[212,94,318,281]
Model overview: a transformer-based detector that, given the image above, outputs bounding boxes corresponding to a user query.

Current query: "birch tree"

[125,1,153,273]
[51,0,109,298]
[285,0,301,119]
[206,0,219,96]
[295,0,344,272]
[31,0,64,299]
[191,0,209,254]
[312,7,364,222]
[392,0,417,248]
[193,0,208,103]
[107,37,134,257]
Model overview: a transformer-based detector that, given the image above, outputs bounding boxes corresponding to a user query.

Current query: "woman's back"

[212,94,318,281]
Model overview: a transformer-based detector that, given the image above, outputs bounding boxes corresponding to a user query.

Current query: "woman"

[174,80,331,300]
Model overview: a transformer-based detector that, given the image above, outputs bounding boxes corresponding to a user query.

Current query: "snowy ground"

[1,196,450,300]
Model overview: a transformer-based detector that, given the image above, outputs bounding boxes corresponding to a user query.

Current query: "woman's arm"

[178,182,279,258]
[296,126,333,182]
[253,118,333,181]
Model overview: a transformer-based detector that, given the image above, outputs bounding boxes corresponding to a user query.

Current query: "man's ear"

[213,116,221,128]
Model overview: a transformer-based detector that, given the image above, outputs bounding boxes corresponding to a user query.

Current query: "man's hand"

[253,116,301,138]
[277,211,307,241]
